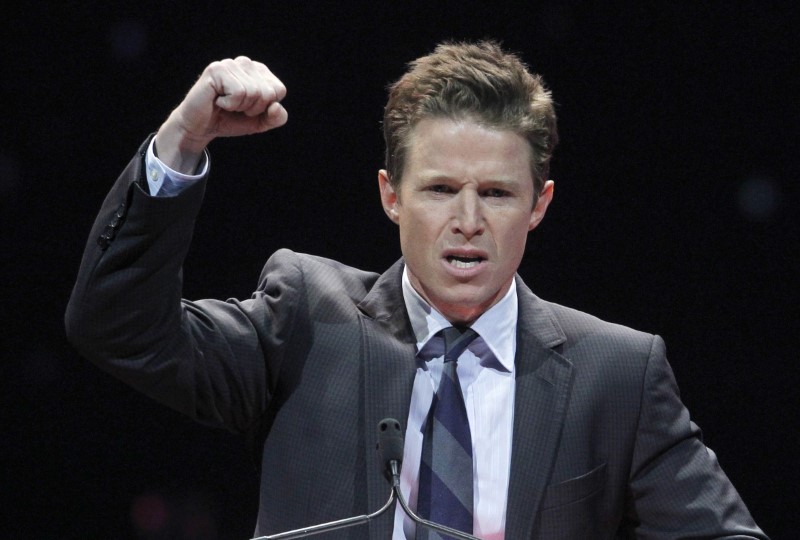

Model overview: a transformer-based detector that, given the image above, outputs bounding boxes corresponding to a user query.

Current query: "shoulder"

[546,300,657,352]
[517,280,663,375]
[519,290,671,414]
[258,249,381,302]
[551,299,662,370]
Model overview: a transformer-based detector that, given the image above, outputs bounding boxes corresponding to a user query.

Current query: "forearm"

[65,140,213,418]
[66,139,279,432]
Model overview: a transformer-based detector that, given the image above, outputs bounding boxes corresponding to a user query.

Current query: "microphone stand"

[251,418,480,540]
[252,490,396,540]
[388,460,480,540]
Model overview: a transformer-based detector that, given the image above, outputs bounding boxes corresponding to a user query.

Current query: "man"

[66,41,767,538]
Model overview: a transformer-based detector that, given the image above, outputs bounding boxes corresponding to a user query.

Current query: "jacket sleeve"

[623,335,769,539]
[65,136,300,433]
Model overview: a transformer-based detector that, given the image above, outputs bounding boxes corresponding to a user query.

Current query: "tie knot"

[442,326,479,363]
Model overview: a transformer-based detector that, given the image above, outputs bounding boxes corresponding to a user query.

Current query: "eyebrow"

[415,171,522,186]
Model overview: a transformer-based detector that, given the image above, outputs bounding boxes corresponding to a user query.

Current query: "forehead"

[404,117,534,184]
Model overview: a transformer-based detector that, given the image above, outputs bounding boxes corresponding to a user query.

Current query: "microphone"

[378,418,480,540]
[377,417,404,483]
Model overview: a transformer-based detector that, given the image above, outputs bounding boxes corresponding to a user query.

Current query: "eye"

[429,184,455,194]
[483,188,509,198]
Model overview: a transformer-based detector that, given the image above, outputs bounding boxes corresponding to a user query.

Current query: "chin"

[436,298,492,324]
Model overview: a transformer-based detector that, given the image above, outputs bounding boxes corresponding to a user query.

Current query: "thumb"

[262,101,288,130]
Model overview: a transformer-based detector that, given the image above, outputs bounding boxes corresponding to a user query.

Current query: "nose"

[451,189,484,238]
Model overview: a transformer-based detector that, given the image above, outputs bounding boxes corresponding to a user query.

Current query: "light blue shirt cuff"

[144,136,210,197]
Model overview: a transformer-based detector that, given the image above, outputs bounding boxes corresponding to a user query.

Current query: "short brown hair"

[383,40,558,197]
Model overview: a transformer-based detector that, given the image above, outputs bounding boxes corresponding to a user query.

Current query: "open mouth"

[446,255,484,269]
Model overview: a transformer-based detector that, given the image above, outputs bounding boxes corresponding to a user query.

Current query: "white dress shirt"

[144,136,208,196]
[395,269,517,540]
[145,141,518,539]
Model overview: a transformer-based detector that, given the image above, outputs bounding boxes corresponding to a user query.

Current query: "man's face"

[379,117,553,324]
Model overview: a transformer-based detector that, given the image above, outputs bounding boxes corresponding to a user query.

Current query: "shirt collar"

[401,266,517,372]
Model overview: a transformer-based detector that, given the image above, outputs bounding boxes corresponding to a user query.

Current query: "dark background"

[2,2,797,538]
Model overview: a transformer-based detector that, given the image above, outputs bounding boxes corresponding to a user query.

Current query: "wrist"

[155,113,210,174]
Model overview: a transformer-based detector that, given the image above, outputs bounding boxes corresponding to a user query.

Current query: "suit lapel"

[357,259,417,537]
[504,276,574,539]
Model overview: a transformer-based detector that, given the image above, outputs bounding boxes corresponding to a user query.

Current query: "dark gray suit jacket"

[65,138,767,539]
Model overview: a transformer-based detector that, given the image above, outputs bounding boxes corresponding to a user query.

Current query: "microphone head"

[377,418,404,479]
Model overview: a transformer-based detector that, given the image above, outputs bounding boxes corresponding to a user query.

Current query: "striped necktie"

[417,326,479,539]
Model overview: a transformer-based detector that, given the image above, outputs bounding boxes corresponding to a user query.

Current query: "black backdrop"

[2,2,797,538]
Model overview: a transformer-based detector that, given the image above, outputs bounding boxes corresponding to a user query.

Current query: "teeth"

[448,257,481,269]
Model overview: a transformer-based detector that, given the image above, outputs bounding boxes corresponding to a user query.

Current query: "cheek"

[399,221,423,257]
[497,219,531,257]
[402,213,437,242]
[400,217,443,267]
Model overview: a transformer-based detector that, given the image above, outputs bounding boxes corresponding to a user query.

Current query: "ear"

[528,180,554,231]
[378,169,400,225]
